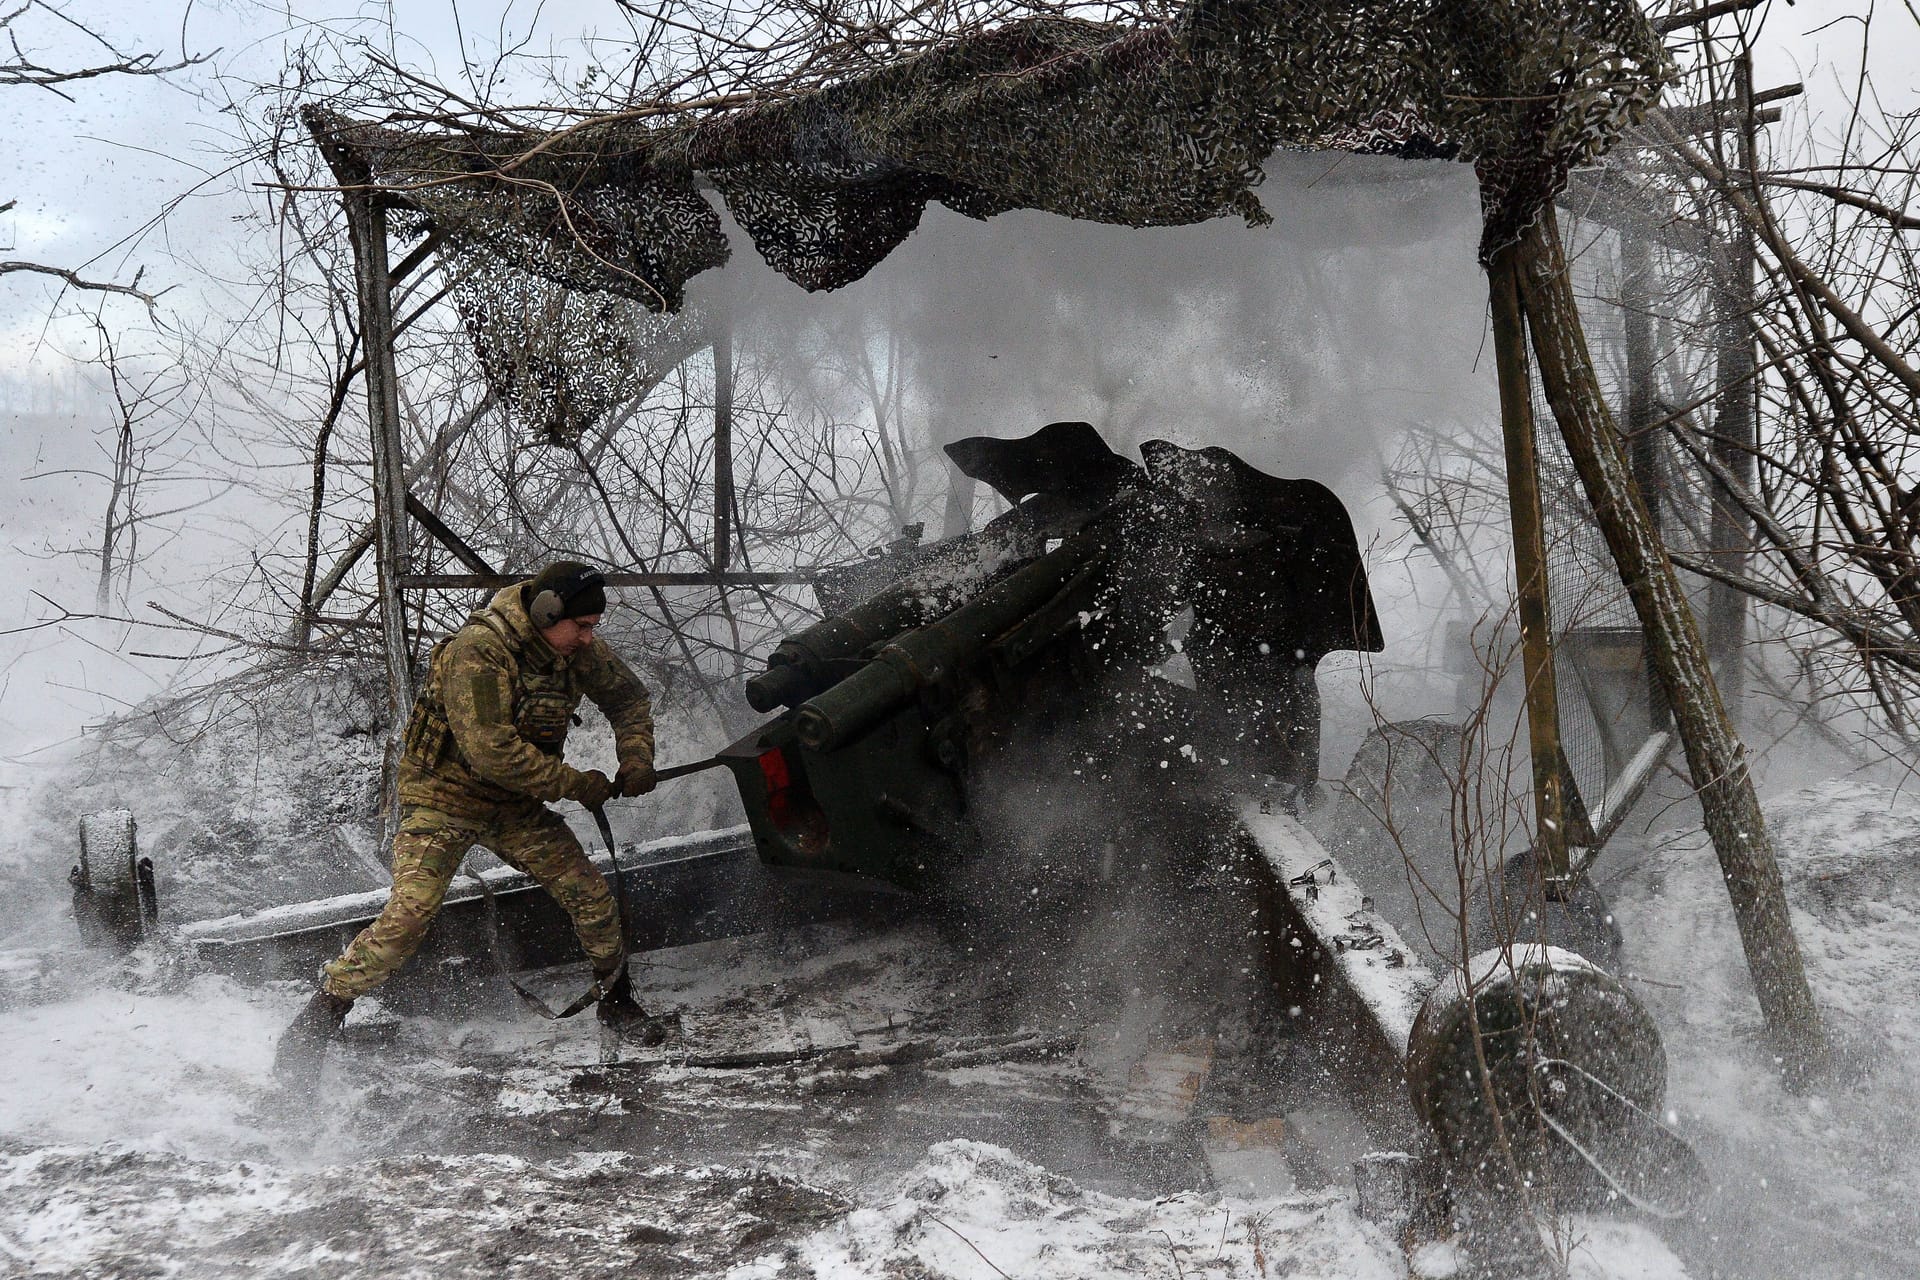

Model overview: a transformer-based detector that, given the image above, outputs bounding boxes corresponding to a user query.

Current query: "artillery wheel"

[1406,945,1666,1200]
[73,809,151,949]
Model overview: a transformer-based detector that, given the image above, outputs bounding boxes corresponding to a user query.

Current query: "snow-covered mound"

[1606,777,1920,1279]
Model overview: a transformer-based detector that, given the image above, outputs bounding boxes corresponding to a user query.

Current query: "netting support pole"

[1706,51,1761,710]
[712,318,735,571]
[1510,207,1827,1082]
[1489,249,1571,884]
[340,182,415,746]
[1619,231,1672,733]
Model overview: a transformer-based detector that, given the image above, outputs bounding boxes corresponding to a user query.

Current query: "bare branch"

[0,260,165,306]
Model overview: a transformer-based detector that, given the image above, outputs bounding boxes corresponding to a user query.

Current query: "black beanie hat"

[526,561,607,627]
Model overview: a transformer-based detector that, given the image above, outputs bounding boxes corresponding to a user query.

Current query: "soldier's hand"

[570,769,616,809]
[617,761,658,797]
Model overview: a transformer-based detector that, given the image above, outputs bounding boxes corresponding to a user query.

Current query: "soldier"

[275,561,663,1072]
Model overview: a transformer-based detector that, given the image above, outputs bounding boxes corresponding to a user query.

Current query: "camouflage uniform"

[320,583,653,1000]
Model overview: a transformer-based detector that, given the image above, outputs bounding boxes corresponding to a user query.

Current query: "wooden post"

[1489,255,1572,883]
[1509,207,1827,1078]
[712,319,734,571]
[1706,52,1760,707]
[340,185,415,722]
[1619,231,1672,733]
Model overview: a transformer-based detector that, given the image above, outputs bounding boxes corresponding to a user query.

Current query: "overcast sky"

[2,0,1915,769]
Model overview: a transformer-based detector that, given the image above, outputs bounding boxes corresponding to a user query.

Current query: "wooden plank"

[1656,0,1763,34]
[1585,730,1675,858]
[1108,1039,1215,1141]
[681,1009,858,1067]
[404,492,497,577]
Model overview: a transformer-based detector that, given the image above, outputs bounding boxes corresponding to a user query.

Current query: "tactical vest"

[401,610,581,771]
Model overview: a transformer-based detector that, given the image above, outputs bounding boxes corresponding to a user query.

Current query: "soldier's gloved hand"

[569,769,617,809]
[617,761,658,797]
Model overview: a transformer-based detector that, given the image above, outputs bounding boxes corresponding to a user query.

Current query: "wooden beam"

[1510,206,1828,1081]
[306,392,499,616]
[340,187,414,718]
[1655,80,1799,139]
[403,492,497,577]
[1656,0,1763,34]
[712,320,735,571]
[1558,168,1710,257]
[1661,102,1780,136]
[1489,251,1573,882]
[1618,231,1672,732]
[388,228,445,286]
[1706,53,1761,707]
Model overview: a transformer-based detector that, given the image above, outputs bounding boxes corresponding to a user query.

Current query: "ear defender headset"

[528,563,607,629]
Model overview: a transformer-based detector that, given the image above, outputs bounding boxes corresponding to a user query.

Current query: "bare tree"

[1637,6,1920,760]
[20,313,225,611]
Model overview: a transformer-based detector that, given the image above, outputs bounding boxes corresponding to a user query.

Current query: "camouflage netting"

[448,251,711,443]
[308,0,1670,438]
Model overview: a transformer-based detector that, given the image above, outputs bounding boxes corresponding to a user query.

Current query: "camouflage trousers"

[321,802,624,1000]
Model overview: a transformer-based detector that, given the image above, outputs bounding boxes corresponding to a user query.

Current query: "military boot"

[273,989,353,1078]
[595,964,671,1047]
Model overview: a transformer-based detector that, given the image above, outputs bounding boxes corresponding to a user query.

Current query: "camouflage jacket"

[397,584,654,811]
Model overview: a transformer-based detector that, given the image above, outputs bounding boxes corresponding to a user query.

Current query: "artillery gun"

[723,419,1703,1223]
[69,420,1702,1243]
[723,420,1383,892]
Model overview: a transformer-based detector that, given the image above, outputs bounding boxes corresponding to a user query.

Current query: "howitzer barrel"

[746,601,924,713]
[745,520,1041,713]
[793,532,1105,752]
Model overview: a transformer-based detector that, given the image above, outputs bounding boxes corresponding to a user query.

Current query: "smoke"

[688,148,1493,758]
[690,149,1491,503]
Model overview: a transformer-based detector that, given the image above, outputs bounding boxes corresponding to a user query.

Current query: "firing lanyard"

[466,758,726,1021]
[463,802,625,1021]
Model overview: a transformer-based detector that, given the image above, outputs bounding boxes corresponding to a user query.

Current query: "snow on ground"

[793,1139,1404,1279]
[0,919,1369,1279]
[0,903,1700,1279]
[0,1143,848,1279]
[1604,778,1920,1280]
[8,685,1911,1280]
